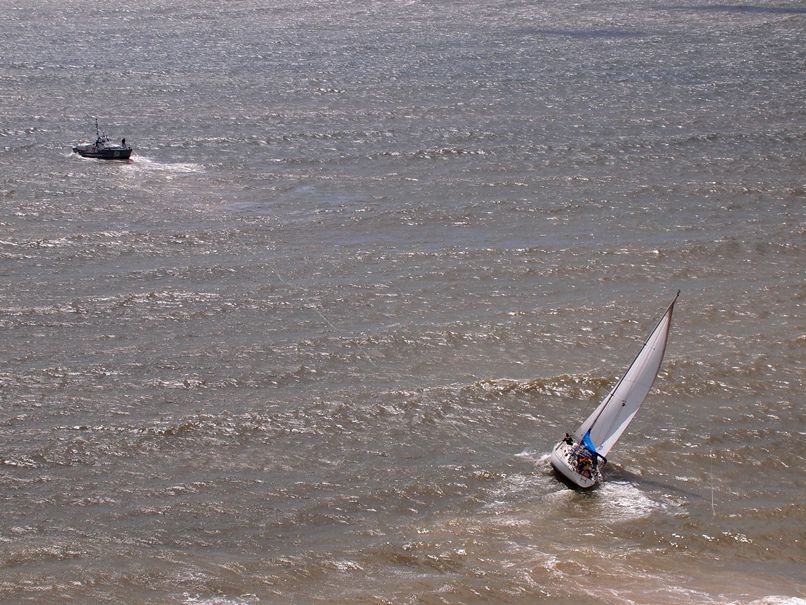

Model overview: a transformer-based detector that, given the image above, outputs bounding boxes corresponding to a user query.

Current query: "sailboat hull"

[550,441,600,489]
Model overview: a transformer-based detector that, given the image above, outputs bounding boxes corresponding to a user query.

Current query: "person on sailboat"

[577,454,593,478]
[581,430,608,465]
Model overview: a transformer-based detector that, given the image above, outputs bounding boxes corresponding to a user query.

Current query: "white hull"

[550,441,600,489]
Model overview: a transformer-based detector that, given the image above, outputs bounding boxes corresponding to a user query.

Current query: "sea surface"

[1,1,804,603]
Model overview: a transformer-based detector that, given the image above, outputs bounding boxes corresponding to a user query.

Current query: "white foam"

[741,599,806,605]
[129,156,205,174]
[592,481,664,522]
[329,559,364,572]
[515,448,551,465]
[183,595,259,605]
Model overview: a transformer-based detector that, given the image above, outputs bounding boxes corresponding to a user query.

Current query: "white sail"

[573,293,678,457]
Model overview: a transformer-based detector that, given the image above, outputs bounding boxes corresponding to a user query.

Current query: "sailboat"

[550,292,679,488]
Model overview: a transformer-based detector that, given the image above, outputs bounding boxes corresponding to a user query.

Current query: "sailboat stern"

[550,441,600,489]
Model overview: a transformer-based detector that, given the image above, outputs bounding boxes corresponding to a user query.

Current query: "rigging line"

[311,305,340,333]
[710,447,716,516]
[275,270,378,368]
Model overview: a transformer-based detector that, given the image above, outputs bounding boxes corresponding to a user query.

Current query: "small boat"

[550,292,679,488]
[72,119,132,160]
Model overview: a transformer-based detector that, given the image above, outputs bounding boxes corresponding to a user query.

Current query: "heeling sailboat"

[550,292,679,488]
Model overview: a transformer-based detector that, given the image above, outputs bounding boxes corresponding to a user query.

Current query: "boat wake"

[594,481,664,522]
[183,595,258,605]
[516,448,551,465]
[129,156,205,174]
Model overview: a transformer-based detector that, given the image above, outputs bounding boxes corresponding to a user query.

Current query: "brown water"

[1,1,804,603]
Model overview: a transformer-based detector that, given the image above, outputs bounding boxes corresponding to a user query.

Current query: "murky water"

[1,1,804,603]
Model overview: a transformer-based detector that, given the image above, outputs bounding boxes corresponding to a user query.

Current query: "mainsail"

[573,292,678,457]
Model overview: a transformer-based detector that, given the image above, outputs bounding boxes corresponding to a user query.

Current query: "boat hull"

[550,441,600,489]
[72,145,132,160]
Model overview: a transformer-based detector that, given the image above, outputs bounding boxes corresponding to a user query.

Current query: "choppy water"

[1,1,804,603]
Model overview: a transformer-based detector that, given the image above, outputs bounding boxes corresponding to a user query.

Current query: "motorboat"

[72,119,132,160]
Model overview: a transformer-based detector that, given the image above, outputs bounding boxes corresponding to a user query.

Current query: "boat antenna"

[710,446,716,516]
